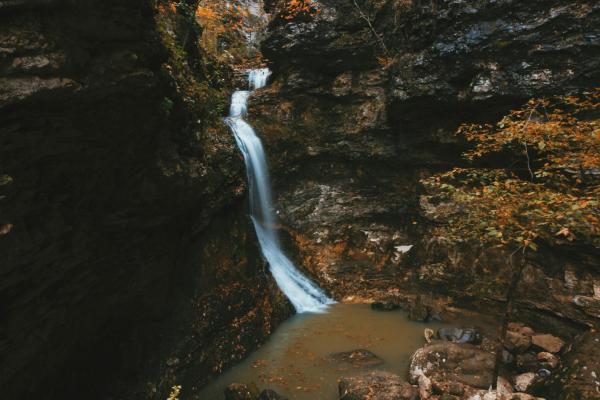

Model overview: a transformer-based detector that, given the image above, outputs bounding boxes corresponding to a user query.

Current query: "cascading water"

[226,69,335,313]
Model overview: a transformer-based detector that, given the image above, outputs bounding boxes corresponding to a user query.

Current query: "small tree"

[422,88,600,388]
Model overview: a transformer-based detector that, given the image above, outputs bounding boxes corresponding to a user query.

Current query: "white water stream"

[225,69,335,313]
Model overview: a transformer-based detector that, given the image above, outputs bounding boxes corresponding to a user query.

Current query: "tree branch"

[352,0,389,56]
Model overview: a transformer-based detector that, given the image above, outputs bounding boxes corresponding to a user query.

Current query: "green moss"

[0,175,13,186]
[155,2,231,126]
[331,29,371,48]
[495,40,511,49]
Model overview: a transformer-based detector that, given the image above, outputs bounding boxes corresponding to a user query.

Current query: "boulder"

[224,383,259,400]
[505,330,532,353]
[338,371,417,400]
[508,323,535,337]
[531,334,564,353]
[409,342,495,391]
[536,352,559,369]
[515,372,536,392]
[371,300,400,311]
[438,327,482,344]
[330,349,384,368]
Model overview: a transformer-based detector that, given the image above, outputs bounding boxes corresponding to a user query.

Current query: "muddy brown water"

[197,303,450,399]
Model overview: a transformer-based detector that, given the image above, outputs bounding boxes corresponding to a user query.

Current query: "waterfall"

[225,69,335,313]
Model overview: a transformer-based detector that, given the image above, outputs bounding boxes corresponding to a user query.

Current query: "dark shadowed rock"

[408,295,430,322]
[371,301,400,311]
[546,331,600,400]
[339,371,417,400]
[330,349,384,368]
[516,353,542,373]
[225,383,259,400]
[0,1,298,399]
[258,389,288,400]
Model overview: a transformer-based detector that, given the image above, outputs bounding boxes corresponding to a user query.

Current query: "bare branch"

[352,0,389,56]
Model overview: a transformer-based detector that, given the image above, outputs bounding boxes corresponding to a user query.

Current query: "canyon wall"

[0,1,289,398]
[252,0,600,330]
[1,0,599,398]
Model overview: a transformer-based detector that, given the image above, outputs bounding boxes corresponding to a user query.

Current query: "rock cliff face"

[251,0,600,326]
[0,1,289,398]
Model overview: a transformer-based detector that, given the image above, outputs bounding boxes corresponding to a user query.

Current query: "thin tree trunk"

[492,249,527,389]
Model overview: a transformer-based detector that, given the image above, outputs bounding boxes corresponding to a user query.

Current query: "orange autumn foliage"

[279,0,319,20]
[422,88,600,251]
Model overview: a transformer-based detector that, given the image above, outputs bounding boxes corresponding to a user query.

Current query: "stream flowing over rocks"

[1,0,599,399]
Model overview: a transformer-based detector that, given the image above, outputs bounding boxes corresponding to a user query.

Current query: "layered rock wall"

[252,0,600,328]
[0,1,289,398]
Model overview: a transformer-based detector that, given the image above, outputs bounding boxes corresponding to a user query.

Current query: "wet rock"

[515,372,536,392]
[424,328,435,343]
[506,330,532,353]
[408,295,430,322]
[516,353,541,372]
[225,383,259,400]
[537,352,559,369]
[409,342,495,390]
[438,327,482,344]
[408,295,444,322]
[537,368,552,378]
[258,389,288,400]
[531,334,564,354]
[330,349,384,368]
[338,371,417,400]
[371,301,400,311]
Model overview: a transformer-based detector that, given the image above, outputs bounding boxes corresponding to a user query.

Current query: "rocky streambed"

[202,300,597,400]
